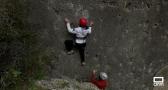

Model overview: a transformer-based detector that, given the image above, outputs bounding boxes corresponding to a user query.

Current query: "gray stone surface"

[36,78,99,90]
[24,0,168,90]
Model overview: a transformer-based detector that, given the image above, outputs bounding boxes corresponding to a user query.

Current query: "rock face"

[36,78,99,90]
[17,0,168,90]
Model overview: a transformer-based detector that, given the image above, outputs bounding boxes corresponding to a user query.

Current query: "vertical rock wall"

[12,0,168,90]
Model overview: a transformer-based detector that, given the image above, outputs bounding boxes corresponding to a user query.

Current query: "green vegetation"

[0,0,47,89]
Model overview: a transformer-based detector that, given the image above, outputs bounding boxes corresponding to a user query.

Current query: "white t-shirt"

[66,23,92,44]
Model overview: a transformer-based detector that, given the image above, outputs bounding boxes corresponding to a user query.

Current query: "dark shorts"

[64,40,86,63]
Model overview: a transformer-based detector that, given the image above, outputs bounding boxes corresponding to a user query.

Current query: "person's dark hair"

[79,24,89,29]
[98,76,103,80]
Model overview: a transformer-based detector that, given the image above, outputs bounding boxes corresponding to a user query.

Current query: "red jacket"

[90,72,107,90]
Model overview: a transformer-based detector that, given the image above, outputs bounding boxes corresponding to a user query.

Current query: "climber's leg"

[76,43,86,65]
[64,40,74,54]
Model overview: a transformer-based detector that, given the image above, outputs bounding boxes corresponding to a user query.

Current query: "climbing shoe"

[81,62,86,66]
[67,50,74,55]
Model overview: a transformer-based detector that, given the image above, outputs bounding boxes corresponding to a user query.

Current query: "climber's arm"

[90,70,99,84]
[65,18,76,34]
[66,23,76,34]
[87,21,93,34]
[87,27,92,34]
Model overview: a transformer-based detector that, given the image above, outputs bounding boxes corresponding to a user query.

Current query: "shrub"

[0,0,47,89]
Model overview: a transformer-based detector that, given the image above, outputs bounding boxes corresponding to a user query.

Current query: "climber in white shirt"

[64,17,93,66]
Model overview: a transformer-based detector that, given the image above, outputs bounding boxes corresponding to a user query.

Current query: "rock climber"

[64,17,93,66]
[90,70,108,90]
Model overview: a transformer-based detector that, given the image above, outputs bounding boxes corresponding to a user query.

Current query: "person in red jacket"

[90,70,108,90]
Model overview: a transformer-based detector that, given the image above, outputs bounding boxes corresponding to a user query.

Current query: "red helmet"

[79,17,87,27]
